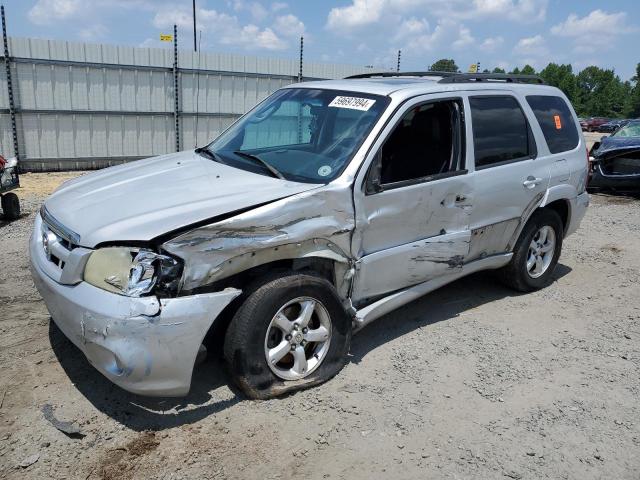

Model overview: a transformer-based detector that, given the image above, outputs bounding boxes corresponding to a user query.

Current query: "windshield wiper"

[233,151,285,180]
[195,146,221,162]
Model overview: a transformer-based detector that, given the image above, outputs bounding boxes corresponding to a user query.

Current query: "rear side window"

[469,96,535,168]
[526,95,579,154]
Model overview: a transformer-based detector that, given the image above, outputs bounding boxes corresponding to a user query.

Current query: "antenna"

[397,50,401,72]
[173,24,180,152]
[194,30,202,148]
[298,36,303,82]
[192,0,197,51]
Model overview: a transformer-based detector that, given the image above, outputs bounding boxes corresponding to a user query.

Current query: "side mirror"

[600,136,608,141]
[365,151,384,194]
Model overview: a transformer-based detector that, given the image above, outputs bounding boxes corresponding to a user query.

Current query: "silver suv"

[30,72,590,399]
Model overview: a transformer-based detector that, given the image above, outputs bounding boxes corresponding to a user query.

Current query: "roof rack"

[344,71,456,80]
[438,73,546,84]
[344,71,546,85]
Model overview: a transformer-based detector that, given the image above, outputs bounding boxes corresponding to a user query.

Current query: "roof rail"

[438,73,546,84]
[344,71,546,85]
[344,71,456,80]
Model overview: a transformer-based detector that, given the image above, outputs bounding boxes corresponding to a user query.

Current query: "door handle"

[523,176,543,189]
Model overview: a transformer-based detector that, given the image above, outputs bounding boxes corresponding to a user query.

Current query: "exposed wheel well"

[543,199,569,235]
[199,257,338,358]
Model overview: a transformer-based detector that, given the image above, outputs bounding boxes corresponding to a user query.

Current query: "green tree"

[492,67,506,74]
[576,66,627,117]
[429,59,459,72]
[520,64,536,75]
[626,63,640,118]
[539,63,579,105]
[510,67,521,75]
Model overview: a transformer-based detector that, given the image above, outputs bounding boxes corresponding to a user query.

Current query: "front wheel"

[224,272,351,399]
[498,209,563,292]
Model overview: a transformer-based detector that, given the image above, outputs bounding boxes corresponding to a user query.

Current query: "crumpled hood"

[44,151,320,248]
[594,136,640,157]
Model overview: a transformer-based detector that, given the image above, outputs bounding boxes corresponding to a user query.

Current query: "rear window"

[526,95,579,154]
[469,96,534,168]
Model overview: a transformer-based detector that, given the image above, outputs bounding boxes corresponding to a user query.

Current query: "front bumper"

[30,215,241,396]
[589,165,640,192]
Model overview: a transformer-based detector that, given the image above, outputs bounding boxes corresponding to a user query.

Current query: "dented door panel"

[355,173,473,258]
[352,230,471,302]
[467,219,520,262]
[350,174,473,303]
[350,92,474,302]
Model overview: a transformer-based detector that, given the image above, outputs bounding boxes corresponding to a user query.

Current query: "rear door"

[466,92,551,261]
[524,94,584,192]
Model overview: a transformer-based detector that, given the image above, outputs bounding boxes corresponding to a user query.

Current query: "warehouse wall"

[0,37,372,171]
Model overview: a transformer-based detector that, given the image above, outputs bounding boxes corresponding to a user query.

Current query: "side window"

[378,99,464,186]
[469,96,535,169]
[526,95,579,154]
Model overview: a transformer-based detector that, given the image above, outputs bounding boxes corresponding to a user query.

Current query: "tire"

[498,209,563,292]
[1,192,20,221]
[224,271,352,399]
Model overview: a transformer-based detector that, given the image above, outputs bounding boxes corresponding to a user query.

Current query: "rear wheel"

[498,209,563,292]
[1,192,20,220]
[224,272,351,399]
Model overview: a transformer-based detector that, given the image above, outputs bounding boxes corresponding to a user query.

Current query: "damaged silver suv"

[30,72,590,399]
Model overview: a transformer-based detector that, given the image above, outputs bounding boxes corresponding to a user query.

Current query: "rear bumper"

[30,216,241,397]
[565,192,590,237]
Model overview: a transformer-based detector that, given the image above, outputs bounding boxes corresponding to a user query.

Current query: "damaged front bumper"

[589,149,640,192]
[29,221,241,397]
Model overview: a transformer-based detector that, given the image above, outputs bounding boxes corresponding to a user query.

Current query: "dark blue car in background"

[589,120,640,193]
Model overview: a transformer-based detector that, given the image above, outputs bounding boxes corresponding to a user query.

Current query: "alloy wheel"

[263,297,332,381]
[526,225,556,279]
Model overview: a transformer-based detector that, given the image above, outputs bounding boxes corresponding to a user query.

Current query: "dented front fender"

[163,185,356,292]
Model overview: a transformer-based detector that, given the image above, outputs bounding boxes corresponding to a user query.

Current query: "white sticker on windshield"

[318,165,332,177]
[329,96,376,111]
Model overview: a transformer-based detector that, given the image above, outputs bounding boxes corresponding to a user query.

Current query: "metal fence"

[0,36,370,171]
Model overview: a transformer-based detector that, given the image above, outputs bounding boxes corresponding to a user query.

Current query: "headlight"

[83,247,182,297]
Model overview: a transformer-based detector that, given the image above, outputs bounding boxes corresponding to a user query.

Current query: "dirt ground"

[1,137,639,479]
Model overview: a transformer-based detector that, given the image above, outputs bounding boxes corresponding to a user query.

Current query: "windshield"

[207,88,389,183]
[612,121,640,138]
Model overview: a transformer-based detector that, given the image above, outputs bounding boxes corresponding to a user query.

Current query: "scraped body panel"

[163,184,356,292]
[352,230,471,302]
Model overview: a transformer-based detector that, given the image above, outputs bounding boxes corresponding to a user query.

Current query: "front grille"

[41,221,75,273]
[35,212,92,286]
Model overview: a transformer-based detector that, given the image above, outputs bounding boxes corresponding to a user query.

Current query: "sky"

[2,0,639,80]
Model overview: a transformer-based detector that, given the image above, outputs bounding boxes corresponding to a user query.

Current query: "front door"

[351,95,473,304]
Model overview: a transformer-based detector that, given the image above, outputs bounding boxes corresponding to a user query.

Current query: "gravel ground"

[1,146,639,479]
